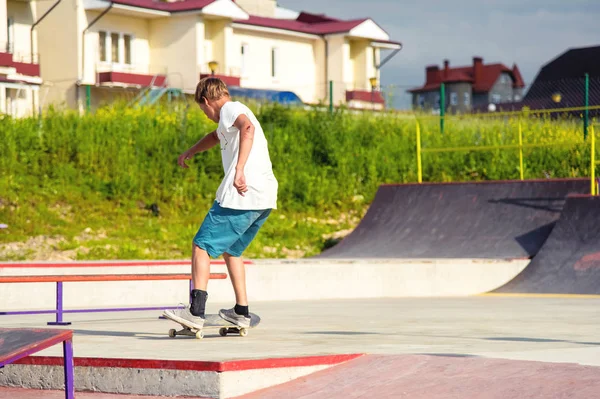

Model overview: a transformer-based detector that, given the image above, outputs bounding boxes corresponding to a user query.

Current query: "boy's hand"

[178,150,193,169]
[234,169,248,196]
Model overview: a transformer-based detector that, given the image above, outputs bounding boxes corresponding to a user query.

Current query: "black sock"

[234,304,249,317]
[190,289,208,318]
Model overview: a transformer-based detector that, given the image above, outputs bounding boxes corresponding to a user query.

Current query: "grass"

[0,102,595,261]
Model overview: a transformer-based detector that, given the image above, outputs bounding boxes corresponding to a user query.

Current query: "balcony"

[0,51,11,68]
[13,62,40,77]
[96,64,167,87]
[346,90,385,105]
[199,64,241,87]
[0,45,40,79]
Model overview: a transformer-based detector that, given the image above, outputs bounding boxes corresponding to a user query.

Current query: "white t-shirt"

[214,101,278,210]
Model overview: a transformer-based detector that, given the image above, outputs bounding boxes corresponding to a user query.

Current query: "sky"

[278,0,600,108]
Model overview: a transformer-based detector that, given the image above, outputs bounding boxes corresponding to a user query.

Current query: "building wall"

[0,0,7,51]
[149,14,200,91]
[350,39,366,91]
[1,83,37,117]
[36,0,79,108]
[202,19,236,79]
[445,82,472,113]
[412,83,472,114]
[204,19,224,72]
[472,93,488,108]
[488,72,516,104]
[83,12,153,84]
[326,35,345,105]
[2,0,39,116]
[412,90,438,111]
[7,0,36,62]
[234,0,276,18]
[313,38,326,103]
[232,27,318,103]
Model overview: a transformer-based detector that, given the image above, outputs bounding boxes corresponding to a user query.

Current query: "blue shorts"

[193,201,271,258]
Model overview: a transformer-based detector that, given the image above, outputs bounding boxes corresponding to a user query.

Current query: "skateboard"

[164,312,261,339]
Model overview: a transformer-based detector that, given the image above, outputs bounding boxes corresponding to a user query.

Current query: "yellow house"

[36,0,400,111]
[0,0,43,117]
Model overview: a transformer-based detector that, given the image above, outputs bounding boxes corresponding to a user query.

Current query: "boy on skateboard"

[163,77,278,330]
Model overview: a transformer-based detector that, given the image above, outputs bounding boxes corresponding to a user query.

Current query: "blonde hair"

[194,77,230,104]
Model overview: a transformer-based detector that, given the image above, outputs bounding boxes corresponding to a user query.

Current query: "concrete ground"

[238,354,600,399]
[0,388,198,399]
[1,296,599,365]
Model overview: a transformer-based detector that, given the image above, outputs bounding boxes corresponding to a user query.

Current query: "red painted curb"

[0,260,253,268]
[14,354,363,372]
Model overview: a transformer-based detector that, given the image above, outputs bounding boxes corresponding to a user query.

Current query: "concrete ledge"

[0,354,363,398]
[0,259,529,312]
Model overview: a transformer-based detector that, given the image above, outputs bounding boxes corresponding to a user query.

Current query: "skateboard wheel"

[239,328,248,337]
[195,330,204,339]
[168,329,176,338]
[219,328,228,337]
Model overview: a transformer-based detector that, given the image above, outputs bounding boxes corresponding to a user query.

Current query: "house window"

[123,34,132,65]
[418,94,425,108]
[373,47,378,69]
[98,31,107,62]
[111,33,119,63]
[450,92,458,106]
[434,93,440,109]
[491,93,501,103]
[464,92,470,106]
[99,31,133,65]
[241,44,248,76]
[7,18,14,53]
[271,47,278,78]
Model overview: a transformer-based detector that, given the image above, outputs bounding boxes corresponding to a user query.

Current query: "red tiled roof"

[409,59,525,94]
[234,14,367,36]
[101,1,400,43]
[110,0,215,12]
[512,64,524,88]
[473,64,511,92]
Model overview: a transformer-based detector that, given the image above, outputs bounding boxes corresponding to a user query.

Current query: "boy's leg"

[162,201,235,329]
[192,244,211,292]
[223,252,248,306]
[161,244,209,329]
[219,208,271,327]
[189,243,210,319]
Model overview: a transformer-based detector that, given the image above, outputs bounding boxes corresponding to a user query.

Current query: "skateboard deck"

[165,312,261,339]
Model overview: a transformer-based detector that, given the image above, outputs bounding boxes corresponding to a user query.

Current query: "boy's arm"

[233,114,255,196]
[178,130,219,168]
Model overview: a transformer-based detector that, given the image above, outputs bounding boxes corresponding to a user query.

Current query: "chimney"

[426,65,440,85]
[473,57,483,85]
[443,59,449,79]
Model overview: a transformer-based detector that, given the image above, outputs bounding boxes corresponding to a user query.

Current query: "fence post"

[416,120,422,183]
[440,83,445,134]
[86,85,91,113]
[584,73,589,140]
[329,80,333,115]
[519,122,524,181]
[47,281,71,326]
[591,124,596,195]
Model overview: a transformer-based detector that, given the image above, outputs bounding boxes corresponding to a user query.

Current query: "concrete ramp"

[238,354,600,399]
[320,179,589,259]
[494,195,600,294]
